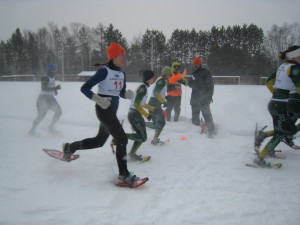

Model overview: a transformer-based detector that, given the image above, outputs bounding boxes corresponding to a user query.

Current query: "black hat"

[139,69,155,82]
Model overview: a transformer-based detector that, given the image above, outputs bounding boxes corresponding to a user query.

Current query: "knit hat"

[171,62,181,72]
[162,66,172,76]
[106,42,126,60]
[47,64,57,71]
[192,57,202,64]
[139,69,155,82]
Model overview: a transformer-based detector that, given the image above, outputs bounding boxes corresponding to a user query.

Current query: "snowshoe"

[245,158,282,169]
[114,172,148,188]
[43,149,79,162]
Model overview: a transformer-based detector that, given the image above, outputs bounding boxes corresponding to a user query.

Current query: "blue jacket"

[81,61,127,112]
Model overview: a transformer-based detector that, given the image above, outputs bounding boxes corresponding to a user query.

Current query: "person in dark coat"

[188,57,216,138]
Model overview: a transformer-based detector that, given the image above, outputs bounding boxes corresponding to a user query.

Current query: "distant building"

[78,71,97,81]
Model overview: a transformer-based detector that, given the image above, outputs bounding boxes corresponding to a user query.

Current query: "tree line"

[0,22,299,80]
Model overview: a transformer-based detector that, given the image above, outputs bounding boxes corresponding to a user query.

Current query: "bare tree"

[265,23,300,65]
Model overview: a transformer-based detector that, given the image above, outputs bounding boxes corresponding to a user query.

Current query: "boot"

[118,172,140,184]
[62,143,73,159]
[151,139,165,146]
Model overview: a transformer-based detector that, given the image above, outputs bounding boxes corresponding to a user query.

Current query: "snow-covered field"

[0,81,300,225]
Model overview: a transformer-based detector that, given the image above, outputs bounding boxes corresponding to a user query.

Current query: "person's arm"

[202,70,214,103]
[153,78,166,103]
[119,71,127,99]
[289,65,300,93]
[81,69,107,99]
[80,68,112,109]
[134,85,151,118]
[265,70,277,94]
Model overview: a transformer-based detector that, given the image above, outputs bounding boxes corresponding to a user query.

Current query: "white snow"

[0,81,300,225]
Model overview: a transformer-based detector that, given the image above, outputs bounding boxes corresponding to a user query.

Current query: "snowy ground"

[0,81,300,225]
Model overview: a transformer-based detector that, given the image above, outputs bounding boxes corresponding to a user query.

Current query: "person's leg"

[126,110,147,156]
[191,104,201,126]
[29,95,48,134]
[48,98,62,131]
[151,107,166,141]
[65,105,129,176]
[166,96,175,121]
[173,96,181,122]
[200,103,215,136]
[255,101,289,165]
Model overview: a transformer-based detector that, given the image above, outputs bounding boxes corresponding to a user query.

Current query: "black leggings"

[69,105,128,176]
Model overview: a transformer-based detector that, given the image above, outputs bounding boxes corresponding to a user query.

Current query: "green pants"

[259,100,293,158]
[127,109,147,143]
[146,97,166,141]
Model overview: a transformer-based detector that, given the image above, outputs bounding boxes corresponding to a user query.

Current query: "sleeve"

[134,85,150,118]
[265,70,277,93]
[288,65,300,92]
[178,77,188,86]
[205,70,214,98]
[154,79,166,103]
[119,71,127,99]
[81,68,107,99]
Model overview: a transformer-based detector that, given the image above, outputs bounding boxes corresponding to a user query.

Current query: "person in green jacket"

[146,66,172,145]
[254,45,300,167]
[126,70,156,161]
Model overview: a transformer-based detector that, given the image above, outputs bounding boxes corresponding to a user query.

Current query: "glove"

[92,94,112,109]
[55,84,61,90]
[147,114,152,121]
[125,89,134,99]
[162,101,167,108]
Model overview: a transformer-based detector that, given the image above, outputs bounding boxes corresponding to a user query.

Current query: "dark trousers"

[166,96,181,121]
[284,99,300,135]
[69,105,128,176]
[268,100,292,134]
[191,103,215,134]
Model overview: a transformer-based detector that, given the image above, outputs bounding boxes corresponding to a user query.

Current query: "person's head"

[47,63,57,77]
[140,69,156,85]
[172,62,181,73]
[106,42,126,67]
[280,45,300,64]
[192,57,202,69]
[161,66,172,80]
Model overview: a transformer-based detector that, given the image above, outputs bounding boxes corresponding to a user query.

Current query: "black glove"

[147,114,152,121]
[55,84,61,90]
[162,101,167,108]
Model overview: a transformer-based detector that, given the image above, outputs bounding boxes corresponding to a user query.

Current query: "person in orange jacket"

[166,62,187,121]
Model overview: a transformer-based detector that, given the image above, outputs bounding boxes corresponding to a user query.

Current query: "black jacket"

[188,66,214,105]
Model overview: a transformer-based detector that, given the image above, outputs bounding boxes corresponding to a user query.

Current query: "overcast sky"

[1,0,300,43]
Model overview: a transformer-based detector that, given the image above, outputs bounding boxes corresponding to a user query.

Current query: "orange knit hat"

[192,57,202,64]
[106,42,126,60]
